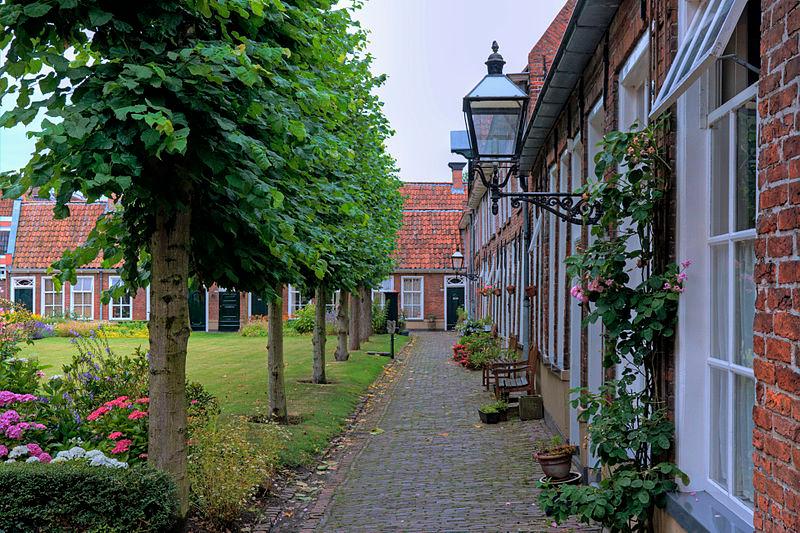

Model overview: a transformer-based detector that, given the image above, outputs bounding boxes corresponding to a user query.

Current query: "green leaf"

[23,3,52,17]
[89,7,113,26]
[114,105,148,120]
[288,121,306,141]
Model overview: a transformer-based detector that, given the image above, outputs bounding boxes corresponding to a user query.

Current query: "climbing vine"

[539,118,689,532]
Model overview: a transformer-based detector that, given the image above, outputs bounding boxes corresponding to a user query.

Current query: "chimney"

[448,162,467,191]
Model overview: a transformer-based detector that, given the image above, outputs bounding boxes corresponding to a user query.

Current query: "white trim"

[108,275,132,321]
[707,83,758,126]
[204,288,209,333]
[11,276,35,314]
[70,276,94,320]
[400,275,424,320]
[40,276,64,317]
[146,286,150,321]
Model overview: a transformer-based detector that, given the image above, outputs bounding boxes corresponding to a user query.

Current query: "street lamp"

[450,248,478,282]
[463,42,603,226]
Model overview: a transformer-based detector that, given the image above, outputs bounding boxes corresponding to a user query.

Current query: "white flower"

[9,445,29,459]
[4,459,15,463]
[25,456,40,463]
[51,456,67,463]
[84,449,104,459]
[49,374,63,380]
[68,446,87,458]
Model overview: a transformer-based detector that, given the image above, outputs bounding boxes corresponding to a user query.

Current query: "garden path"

[307,331,595,532]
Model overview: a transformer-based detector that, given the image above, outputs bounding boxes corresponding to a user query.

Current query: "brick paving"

[310,331,595,532]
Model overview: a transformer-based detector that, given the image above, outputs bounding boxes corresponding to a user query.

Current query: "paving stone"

[315,332,596,532]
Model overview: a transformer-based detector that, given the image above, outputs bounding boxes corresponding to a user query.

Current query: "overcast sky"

[0,1,568,181]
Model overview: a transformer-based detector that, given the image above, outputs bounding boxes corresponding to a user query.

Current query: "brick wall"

[753,1,800,531]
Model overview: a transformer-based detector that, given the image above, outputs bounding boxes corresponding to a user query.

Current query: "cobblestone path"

[315,332,594,532]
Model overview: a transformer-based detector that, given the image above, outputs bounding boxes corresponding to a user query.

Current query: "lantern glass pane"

[472,107,521,158]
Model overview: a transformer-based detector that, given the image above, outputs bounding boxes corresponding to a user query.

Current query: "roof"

[395,183,465,270]
[0,200,14,218]
[520,0,622,172]
[12,201,109,269]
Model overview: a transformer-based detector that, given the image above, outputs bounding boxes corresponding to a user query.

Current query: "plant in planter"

[478,400,508,424]
[425,314,437,330]
[534,436,577,481]
[524,285,537,298]
[506,284,516,294]
[492,287,502,296]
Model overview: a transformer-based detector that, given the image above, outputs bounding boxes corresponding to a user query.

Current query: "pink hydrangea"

[26,443,42,456]
[134,397,149,405]
[111,439,133,455]
[108,431,124,440]
[0,391,38,407]
[128,410,148,420]
[86,405,111,421]
[0,445,7,457]
[38,452,52,464]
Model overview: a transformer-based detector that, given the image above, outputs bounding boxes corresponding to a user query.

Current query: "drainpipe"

[522,201,531,356]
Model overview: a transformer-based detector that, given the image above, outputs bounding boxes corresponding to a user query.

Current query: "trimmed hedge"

[0,463,179,533]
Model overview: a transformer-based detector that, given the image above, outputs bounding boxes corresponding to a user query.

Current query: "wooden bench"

[490,344,538,400]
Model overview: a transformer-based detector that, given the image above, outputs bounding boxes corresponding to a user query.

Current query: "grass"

[22,332,409,467]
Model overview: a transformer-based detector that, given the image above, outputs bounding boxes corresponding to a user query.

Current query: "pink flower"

[663,282,671,290]
[35,370,46,379]
[138,452,148,460]
[677,272,687,282]
[128,410,148,420]
[38,452,51,464]
[111,439,132,455]
[190,399,198,405]
[26,443,42,456]
[87,405,110,421]
[673,286,685,293]
[135,397,149,404]
[681,259,693,269]
[108,431,123,440]
[0,445,7,457]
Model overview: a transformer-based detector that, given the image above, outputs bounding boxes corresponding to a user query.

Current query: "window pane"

[734,240,756,367]
[711,117,730,236]
[710,367,729,486]
[735,105,757,231]
[711,244,729,361]
[733,374,755,508]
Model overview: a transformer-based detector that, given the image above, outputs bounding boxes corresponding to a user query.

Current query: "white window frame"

[619,33,651,131]
[400,276,424,320]
[287,284,310,318]
[547,165,557,365]
[108,275,132,321]
[70,276,94,320]
[11,276,35,314]
[651,0,749,118]
[41,276,64,318]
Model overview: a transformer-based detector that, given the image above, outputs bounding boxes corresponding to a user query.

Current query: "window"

[70,276,94,319]
[620,33,651,131]
[650,0,750,117]
[109,276,132,321]
[287,285,310,317]
[401,277,423,320]
[42,277,64,317]
[707,92,756,511]
[547,165,557,364]
[555,154,569,369]
[0,230,9,254]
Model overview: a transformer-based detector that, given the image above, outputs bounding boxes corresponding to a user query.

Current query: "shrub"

[0,462,179,532]
[186,380,220,428]
[287,304,315,334]
[371,301,387,333]
[188,417,286,526]
[241,317,268,337]
[455,316,491,337]
[456,332,501,369]
[53,320,149,338]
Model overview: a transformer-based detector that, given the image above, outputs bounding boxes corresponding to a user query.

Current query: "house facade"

[393,167,467,330]
[456,0,798,531]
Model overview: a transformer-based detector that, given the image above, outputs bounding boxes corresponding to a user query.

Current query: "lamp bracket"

[492,189,604,225]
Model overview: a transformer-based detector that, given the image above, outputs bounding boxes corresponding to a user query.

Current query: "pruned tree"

[334,291,350,361]
[311,284,327,384]
[267,294,287,424]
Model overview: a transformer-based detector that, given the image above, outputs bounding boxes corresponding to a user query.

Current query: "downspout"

[522,198,531,357]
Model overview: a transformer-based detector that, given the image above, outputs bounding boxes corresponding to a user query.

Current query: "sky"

[0,0,568,181]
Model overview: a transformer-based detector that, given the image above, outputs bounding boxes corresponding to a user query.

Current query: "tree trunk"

[334,291,349,361]
[349,289,361,351]
[267,293,288,424]
[148,194,192,517]
[359,286,372,343]
[312,284,327,384]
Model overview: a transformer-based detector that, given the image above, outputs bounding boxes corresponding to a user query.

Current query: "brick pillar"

[753,2,799,532]
[448,162,466,191]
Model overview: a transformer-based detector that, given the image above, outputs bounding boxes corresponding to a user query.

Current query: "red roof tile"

[395,183,465,270]
[13,202,109,269]
[0,200,14,217]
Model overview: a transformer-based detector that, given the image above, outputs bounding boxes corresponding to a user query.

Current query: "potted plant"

[533,436,577,481]
[525,285,537,298]
[506,284,516,294]
[478,400,508,424]
[492,287,502,296]
[425,313,437,330]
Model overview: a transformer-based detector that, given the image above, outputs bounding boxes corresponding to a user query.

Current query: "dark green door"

[251,293,268,316]
[188,290,206,331]
[446,286,465,330]
[13,286,33,312]
[219,291,240,331]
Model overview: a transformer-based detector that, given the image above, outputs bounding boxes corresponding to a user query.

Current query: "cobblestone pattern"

[315,332,595,532]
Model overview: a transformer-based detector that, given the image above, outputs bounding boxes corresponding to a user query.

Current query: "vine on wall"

[539,118,689,533]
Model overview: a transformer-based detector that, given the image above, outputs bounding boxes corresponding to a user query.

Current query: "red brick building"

[390,166,467,330]
[456,0,798,531]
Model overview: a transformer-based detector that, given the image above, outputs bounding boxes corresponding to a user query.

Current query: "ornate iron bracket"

[470,157,604,226]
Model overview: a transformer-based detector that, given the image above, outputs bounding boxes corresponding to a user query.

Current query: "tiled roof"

[13,202,109,269]
[0,200,14,217]
[395,183,465,270]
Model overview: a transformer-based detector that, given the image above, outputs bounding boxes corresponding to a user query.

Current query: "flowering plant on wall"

[539,117,689,532]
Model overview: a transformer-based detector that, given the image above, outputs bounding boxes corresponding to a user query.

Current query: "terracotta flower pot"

[506,285,516,294]
[493,288,502,296]
[534,450,575,481]
[525,285,537,298]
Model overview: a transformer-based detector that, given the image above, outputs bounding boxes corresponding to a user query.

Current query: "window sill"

[665,491,753,533]
[540,357,570,381]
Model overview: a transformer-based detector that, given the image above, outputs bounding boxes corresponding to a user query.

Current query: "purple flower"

[26,443,42,456]
[0,445,7,457]
[680,259,693,269]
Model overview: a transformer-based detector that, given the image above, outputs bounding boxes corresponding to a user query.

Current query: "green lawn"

[22,332,408,466]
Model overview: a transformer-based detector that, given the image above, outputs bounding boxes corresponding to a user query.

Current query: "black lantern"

[460,42,603,226]
[463,42,529,162]
[451,249,465,271]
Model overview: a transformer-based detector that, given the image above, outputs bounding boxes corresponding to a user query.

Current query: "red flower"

[87,405,110,421]
[128,410,148,420]
[111,439,132,454]
[108,431,123,440]
[135,397,149,404]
